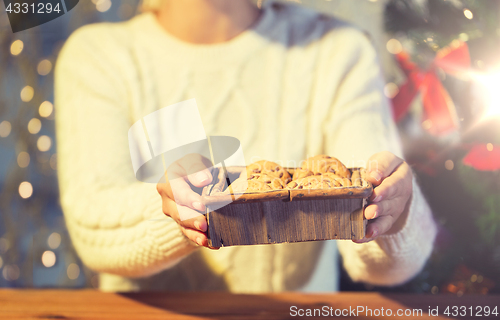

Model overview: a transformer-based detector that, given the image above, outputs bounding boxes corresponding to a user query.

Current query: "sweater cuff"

[147,213,199,267]
[374,177,438,257]
[139,190,199,277]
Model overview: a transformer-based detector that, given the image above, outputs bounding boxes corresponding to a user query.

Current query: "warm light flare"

[39,101,53,118]
[463,9,473,20]
[474,70,500,118]
[41,250,56,267]
[47,232,61,249]
[67,263,80,279]
[19,181,33,199]
[10,40,23,56]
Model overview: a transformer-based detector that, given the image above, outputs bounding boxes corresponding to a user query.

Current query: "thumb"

[366,151,403,187]
[167,153,214,188]
[179,153,213,188]
[186,167,213,188]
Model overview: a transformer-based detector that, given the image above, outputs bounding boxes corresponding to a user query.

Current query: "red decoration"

[391,41,471,136]
[463,144,500,171]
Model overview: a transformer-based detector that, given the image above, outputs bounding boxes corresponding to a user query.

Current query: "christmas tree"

[343,0,500,295]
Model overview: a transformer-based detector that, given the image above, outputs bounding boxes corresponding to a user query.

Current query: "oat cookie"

[301,155,351,178]
[223,178,271,193]
[244,173,285,189]
[292,168,313,180]
[244,160,291,183]
[287,175,335,189]
[287,175,328,189]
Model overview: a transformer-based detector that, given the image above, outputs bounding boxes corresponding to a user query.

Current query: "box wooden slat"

[203,167,372,247]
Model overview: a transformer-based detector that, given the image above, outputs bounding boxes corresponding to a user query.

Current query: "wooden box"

[201,167,372,247]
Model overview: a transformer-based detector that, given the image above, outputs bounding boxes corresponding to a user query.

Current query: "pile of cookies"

[223,155,359,194]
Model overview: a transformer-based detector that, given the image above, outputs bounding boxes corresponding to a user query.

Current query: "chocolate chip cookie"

[301,155,351,178]
[243,160,291,183]
[223,178,271,194]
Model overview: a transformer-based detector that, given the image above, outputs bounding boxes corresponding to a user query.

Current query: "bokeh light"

[39,101,53,118]
[386,38,403,54]
[422,119,433,131]
[2,264,20,281]
[487,143,493,151]
[0,256,3,269]
[37,135,52,152]
[384,82,399,98]
[47,232,61,249]
[0,238,10,254]
[0,121,12,138]
[50,154,57,170]
[96,0,112,12]
[19,181,33,199]
[41,250,56,267]
[20,86,34,102]
[37,59,52,76]
[474,70,500,118]
[28,118,42,134]
[67,263,80,280]
[463,9,473,20]
[17,152,30,168]
[10,40,23,56]
[445,160,454,171]
[90,275,99,288]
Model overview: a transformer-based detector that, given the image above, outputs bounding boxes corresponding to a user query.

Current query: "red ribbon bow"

[463,144,500,171]
[391,41,471,136]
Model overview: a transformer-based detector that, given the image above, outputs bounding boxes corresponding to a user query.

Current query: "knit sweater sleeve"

[321,28,438,286]
[55,24,197,278]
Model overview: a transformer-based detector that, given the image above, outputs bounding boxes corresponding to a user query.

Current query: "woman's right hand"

[156,154,217,248]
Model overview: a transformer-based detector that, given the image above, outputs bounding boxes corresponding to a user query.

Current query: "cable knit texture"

[55,2,437,292]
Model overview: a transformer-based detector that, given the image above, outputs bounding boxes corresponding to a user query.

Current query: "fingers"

[157,153,217,249]
[366,151,404,187]
[181,227,219,250]
[167,153,213,188]
[363,165,412,224]
[187,169,213,188]
[160,197,219,249]
[370,215,395,238]
[353,153,413,244]
[161,196,206,229]
[364,197,407,220]
[180,225,208,246]
[353,215,394,244]
[157,175,207,213]
[170,178,206,211]
[368,162,412,203]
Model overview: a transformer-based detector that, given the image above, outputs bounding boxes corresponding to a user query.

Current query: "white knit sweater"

[55,2,438,292]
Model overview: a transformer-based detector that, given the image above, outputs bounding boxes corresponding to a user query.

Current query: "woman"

[55,0,437,292]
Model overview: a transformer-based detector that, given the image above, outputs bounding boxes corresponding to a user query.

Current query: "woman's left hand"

[353,151,413,243]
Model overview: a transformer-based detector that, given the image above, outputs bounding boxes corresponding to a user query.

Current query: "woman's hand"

[354,151,413,243]
[156,154,218,248]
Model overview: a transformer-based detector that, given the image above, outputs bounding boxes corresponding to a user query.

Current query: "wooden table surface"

[0,289,499,319]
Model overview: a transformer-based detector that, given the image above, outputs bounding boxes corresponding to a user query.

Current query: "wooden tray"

[201,166,372,247]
